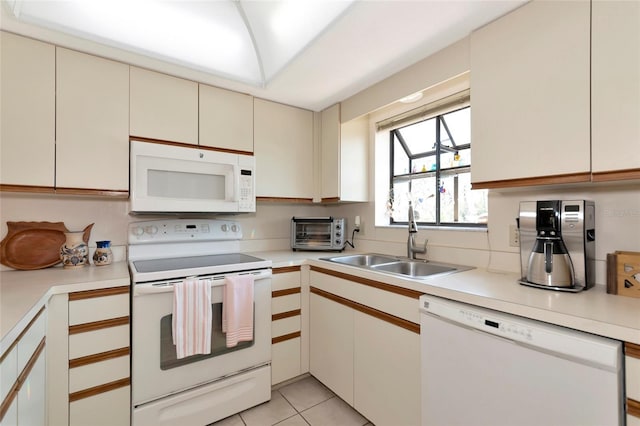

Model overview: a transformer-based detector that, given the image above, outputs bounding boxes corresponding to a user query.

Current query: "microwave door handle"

[232,165,240,202]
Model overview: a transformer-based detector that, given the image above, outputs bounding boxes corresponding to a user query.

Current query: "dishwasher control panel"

[419,295,621,369]
[456,305,533,341]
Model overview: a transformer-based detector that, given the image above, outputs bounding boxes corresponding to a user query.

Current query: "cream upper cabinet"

[0,32,55,188]
[130,67,198,145]
[320,104,368,202]
[321,104,341,200]
[254,98,314,199]
[470,0,591,186]
[199,84,253,153]
[591,0,640,178]
[56,48,129,191]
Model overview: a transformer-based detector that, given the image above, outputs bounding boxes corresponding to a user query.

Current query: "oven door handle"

[133,270,271,295]
[134,279,227,295]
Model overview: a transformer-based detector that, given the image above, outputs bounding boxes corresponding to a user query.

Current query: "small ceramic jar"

[93,240,113,266]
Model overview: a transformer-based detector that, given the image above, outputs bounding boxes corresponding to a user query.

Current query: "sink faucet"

[407,200,427,260]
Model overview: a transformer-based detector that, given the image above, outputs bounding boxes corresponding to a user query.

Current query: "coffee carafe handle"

[544,241,554,274]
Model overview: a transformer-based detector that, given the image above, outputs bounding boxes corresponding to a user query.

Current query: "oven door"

[131,270,271,405]
[292,220,333,250]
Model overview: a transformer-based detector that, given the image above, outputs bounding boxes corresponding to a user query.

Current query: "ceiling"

[2,1,526,112]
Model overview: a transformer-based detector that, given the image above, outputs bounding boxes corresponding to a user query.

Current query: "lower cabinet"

[354,311,420,426]
[67,287,131,425]
[271,267,303,385]
[309,293,354,405]
[0,308,47,426]
[309,268,422,426]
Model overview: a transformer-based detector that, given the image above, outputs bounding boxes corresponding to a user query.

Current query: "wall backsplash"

[2,182,639,284]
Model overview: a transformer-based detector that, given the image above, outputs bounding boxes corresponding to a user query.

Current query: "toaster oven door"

[292,220,332,250]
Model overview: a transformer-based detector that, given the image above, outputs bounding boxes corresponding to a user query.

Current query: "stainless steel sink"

[372,261,455,278]
[321,253,473,279]
[322,253,399,267]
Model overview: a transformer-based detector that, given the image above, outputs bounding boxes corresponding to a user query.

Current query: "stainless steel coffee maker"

[519,200,595,292]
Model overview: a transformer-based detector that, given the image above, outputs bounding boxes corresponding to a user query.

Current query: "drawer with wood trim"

[69,287,129,325]
[627,342,640,421]
[67,286,130,426]
[70,385,130,426]
[309,266,423,324]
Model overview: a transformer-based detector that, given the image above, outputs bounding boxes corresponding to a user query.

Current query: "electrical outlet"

[509,224,520,247]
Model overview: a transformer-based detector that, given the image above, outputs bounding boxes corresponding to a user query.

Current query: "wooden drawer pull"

[69,347,130,369]
[69,377,130,402]
[69,316,129,335]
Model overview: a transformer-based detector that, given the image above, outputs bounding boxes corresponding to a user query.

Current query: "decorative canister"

[93,240,113,266]
[60,231,89,269]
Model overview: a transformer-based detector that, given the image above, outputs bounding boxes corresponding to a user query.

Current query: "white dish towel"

[222,274,254,348]
[172,278,212,359]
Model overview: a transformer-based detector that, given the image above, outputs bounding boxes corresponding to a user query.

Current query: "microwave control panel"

[239,168,255,212]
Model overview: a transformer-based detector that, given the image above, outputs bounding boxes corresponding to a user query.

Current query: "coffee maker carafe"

[519,200,595,292]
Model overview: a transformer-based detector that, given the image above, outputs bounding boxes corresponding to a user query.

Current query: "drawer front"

[69,293,129,326]
[69,355,130,393]
[272,293,300,314]
[310,269,421,323]
[69,386,130,426]
[272,270,301,291]
[628,355,640,402]
[272,337,301,385]
[272,316,300,338]
[69,325,129,359]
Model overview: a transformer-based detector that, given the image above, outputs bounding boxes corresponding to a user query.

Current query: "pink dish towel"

[172,278,212,359]
[222,274,254,348]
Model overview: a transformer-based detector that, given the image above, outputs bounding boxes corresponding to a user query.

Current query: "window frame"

[388,105,486,228]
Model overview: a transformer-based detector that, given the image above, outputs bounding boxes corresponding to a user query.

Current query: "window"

[387,106,487,227]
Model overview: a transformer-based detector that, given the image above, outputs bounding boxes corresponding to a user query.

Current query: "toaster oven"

[291,217,346,251]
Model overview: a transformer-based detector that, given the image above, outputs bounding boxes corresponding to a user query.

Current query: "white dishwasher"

[419,295,624,426]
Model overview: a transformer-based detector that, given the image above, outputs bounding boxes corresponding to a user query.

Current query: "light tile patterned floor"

[212,375,373,426]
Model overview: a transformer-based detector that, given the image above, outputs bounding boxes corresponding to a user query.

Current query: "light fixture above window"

[399,91,424,104]
[5,0,353,87]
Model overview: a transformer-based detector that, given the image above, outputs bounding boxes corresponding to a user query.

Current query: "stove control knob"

[231,224,238,233]
[145,225,158,235]
[221,224,229,232]
[132,226,144,236]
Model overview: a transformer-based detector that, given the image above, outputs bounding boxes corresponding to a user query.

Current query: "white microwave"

[130,140,255,214]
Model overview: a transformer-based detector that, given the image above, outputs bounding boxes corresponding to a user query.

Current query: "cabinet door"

[320,105,368,202]
[254,99,314,199]
[17,349,46,426]
[130,67,198,145]
[309,293,354,405]
[320,104,341,200]
[354,311,420,426]
[470,1,590,185]
[591,0,640,177]
[199,84,253,153]
[56,48,129,191]
[339,116,368,202]
[0,32,55,188]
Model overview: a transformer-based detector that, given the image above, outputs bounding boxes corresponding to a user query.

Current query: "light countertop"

[1,261,130,353]
[2,250,639,356]
[251,250,640,344]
